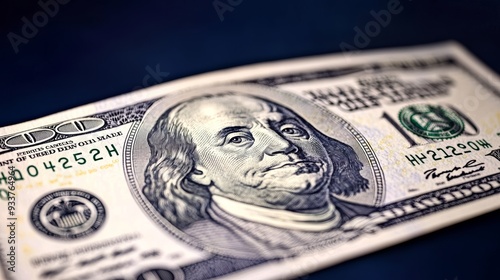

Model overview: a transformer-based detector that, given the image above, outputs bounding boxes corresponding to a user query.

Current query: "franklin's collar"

[211,195,341,231]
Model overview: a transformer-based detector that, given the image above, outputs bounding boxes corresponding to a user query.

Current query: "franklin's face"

[176,95,333,208]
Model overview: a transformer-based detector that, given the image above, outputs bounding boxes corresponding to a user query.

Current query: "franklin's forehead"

[176,95,294,124]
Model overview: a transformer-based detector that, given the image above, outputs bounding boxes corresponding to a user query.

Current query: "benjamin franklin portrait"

[141,86,376,260]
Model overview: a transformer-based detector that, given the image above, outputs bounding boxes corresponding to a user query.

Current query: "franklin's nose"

[261,129,299,155]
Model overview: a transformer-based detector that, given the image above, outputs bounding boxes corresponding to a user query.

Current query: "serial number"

[405,139,492,166]
[0,144,118,183]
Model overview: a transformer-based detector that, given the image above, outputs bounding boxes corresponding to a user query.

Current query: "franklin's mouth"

[265,161,321,172]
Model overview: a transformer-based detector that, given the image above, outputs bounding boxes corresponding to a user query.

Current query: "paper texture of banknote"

[1,42,499,280]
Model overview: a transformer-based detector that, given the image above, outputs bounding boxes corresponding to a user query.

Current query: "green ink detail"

[398,104,464,140]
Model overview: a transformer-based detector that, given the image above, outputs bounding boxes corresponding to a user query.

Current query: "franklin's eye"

[280,124,309,139]
[229,136,244,143]
[224,133,253,146]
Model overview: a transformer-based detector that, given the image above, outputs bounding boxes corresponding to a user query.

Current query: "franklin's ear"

[188,165,211,186]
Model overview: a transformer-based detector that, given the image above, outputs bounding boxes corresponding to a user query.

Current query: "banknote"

[1,42,499,280]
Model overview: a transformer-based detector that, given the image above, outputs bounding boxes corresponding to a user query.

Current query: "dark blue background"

[2,0,500,279]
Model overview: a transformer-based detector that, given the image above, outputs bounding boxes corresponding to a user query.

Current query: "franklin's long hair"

[143,94,369,229]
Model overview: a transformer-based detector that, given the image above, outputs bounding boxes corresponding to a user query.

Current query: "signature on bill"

[424,160,485,181]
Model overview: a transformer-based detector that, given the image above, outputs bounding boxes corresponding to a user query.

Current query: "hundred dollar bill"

[1,42,500,280]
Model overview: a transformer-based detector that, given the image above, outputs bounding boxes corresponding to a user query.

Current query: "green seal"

[398,104,464,140]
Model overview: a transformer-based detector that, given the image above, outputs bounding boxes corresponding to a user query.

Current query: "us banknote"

[1,42,499,280]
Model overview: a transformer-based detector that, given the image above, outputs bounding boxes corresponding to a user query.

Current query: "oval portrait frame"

[124,83,385,258]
